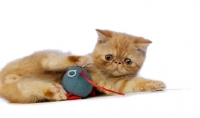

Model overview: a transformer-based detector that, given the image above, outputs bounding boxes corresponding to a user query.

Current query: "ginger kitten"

[0,29,165,103]
[88,29,165,94]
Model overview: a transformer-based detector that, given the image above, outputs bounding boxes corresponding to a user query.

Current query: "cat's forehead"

[108,40,142,58]
[104,43,136,57]
[111,33,138,45]
[96,30,150,57]
[111,37,136,50]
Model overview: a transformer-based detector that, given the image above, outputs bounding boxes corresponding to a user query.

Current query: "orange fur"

[0,29,166,103]
[88,29,166,94]
[0,50,93,103]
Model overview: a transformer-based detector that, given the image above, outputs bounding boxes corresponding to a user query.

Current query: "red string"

[66,93,81,100]
[79,71,124,96]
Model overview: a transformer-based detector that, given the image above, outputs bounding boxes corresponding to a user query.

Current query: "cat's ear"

[96,29,112,38]
[134,37,152,52]
[96,29,112,44]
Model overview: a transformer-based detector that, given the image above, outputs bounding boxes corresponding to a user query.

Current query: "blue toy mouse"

[62,66,93,99]
[62,66,124,100]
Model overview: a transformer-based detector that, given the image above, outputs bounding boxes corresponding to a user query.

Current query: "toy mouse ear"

[67,70,77,77]
[96,29,112,44]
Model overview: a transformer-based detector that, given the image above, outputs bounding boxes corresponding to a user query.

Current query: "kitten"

[0,29,165,103]
[88,29,165,94]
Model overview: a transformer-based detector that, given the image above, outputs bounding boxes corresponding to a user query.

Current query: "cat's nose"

[114,61,121,64]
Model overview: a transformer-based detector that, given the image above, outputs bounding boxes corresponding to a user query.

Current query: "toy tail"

[79,71,124,96]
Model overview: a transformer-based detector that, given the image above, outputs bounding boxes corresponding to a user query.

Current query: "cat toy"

[62,66,124,100]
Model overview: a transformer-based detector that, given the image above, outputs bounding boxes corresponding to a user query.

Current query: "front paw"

[76,55,93,68]
[140,80,166,92]
[98,81,114,95]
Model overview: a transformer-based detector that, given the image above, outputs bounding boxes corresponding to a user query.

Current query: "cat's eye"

[124,58,132,65]
[105,54,114,61]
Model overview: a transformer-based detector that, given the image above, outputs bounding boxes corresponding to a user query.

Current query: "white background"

[0,0,200,118]
[1,0,199,89]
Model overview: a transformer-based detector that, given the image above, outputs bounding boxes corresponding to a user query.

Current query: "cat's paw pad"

[140,81,166,91]
[45,84,67,101]
[2,74,22,84]
[76,56,93,68]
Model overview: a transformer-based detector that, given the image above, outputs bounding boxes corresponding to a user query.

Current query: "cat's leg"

[98,77,166,95]
[132,77,166,92]
[0,50,92,84]
[113,77,166,93]
[0,77,67,103]
[1,50,92,76]
[17,77,67,102]
[41,50,93,70]
[97,81,116,95]
[1,74,22,85]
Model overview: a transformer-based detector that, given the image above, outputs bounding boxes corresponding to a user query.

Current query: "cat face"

[92,29,151,78]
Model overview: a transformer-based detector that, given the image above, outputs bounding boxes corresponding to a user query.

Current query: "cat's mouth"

[110,68,127,78]
[114,68,120,72]
[113,68,121,74]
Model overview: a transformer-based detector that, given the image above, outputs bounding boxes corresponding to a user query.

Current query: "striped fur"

[0,50,93,103]
[89,29,166,94]
[0,29,165,103]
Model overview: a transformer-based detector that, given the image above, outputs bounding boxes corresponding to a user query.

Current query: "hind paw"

[2,74,22,84]
[44,84,67,101]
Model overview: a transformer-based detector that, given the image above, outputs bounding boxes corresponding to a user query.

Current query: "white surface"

[0,89,199,118]
[0,0,199,118]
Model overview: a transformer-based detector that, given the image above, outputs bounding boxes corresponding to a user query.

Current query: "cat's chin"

[112,70,121,76]
[109,69,126,78]
[101,69,121,78]
[106,69,136,78]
